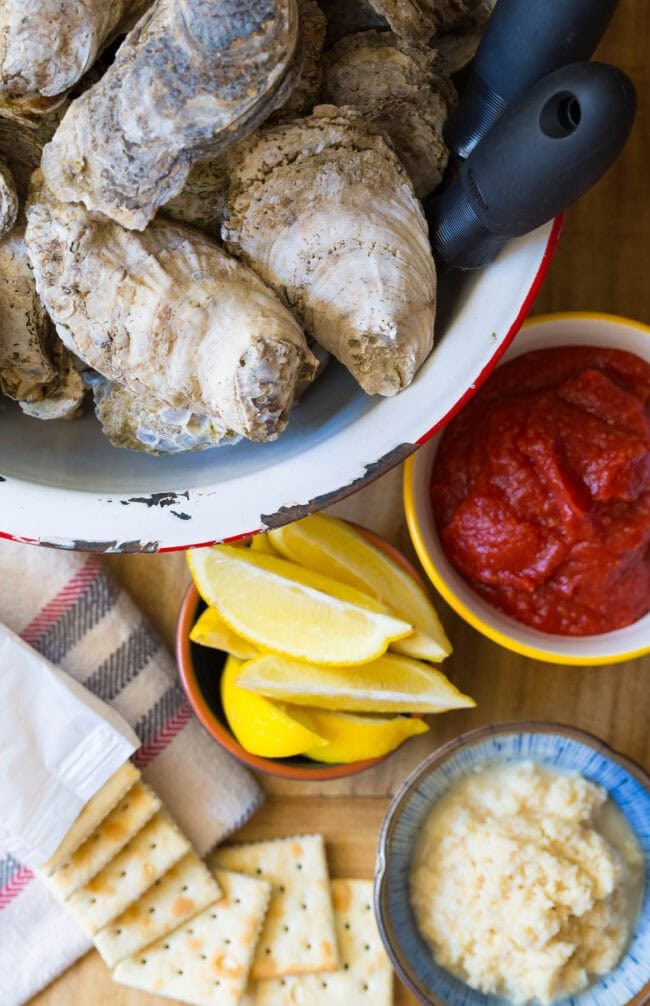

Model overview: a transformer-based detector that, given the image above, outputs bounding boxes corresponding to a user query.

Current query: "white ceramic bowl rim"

[405,311,650,664]
[0,220,561,552]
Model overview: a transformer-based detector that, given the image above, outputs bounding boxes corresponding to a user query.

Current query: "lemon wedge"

[221,656,326,758]
[187,546,413,666]
[249,533,278,555]
[190,607,259,660]
[302,709,428,763]
[235,653,475,713]
[268,515,451,662]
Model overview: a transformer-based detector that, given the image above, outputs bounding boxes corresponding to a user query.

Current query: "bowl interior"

[376,726,650,1006]
[406,313,650,664]
[0,222,557,550]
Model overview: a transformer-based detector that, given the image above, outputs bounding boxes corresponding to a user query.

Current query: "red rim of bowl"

[176,523,430,781]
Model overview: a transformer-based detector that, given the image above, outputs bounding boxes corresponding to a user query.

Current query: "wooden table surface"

[32,4,649,1004]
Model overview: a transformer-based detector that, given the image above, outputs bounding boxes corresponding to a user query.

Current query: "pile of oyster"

[0,0,490,454]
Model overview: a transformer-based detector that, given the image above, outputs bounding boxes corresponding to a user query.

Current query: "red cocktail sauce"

[430,346,650,635]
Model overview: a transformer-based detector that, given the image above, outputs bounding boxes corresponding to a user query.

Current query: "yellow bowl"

[404,312,650,666]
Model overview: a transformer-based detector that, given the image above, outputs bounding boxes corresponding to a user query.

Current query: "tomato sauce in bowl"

[430,346,650,636]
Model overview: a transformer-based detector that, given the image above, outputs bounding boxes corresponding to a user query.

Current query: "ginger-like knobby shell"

[26,177,317,442]
[91,377,240,454]
[0,159,18,237]
[323,31,456,198]
[0,225,84,418]
[223,105,436,397]
[0,0,148,123]
[366,0,486,42]
[41,0,301,231]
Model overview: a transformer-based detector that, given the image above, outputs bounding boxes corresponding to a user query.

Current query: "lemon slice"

[249,533,278,555]
[187,546,413,666]
[235,653,476,713]
[268,515,451,662]
[221,656,326,757]
[302,709,428,763]
[190,607,259,660]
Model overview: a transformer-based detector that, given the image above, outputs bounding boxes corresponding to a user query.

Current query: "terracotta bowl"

[176,523,429,780]
[0,221,560,551]
[375,722,650,1006]
[404,312,650,665]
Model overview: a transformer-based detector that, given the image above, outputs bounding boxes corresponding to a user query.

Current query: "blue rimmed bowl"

[375,723,650,1006]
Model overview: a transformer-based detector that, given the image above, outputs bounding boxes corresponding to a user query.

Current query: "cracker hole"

[148,907,155,914]
[89,898,97,904]
[364,944,370,951]
[200,954,207,960]
[150,843,157,850]
[344,923,350,930]
[365,904,371,911]
[321,982,328,989]
[343,963,350,971]
[115,929,122,936]
[214,981,220,987]
[186,929,193,935]
[62,863,70,871]
[283,925,289,933]
[235,898,241,904]
[224,938,231,945]
[296,863,303,870]
[305,943,312,950]
[210,913,217,919]
[122,802,130,810]
[255,868,262,875]
[362,983,369,992]
[264,948,271,955]
[177,970,183,976]
[164,944,170,950]
[301,903,307,911]
[140,959,147,965]
[120,871,127,878]
[279,885,286,893]
[280,980,286,987]
[182,885,188,892]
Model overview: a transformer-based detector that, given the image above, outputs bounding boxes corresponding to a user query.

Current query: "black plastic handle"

[428,62,636,271]
[446,0,619,158]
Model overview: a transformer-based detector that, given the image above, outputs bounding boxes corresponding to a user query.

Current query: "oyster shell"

[91,377,240,454]
[223,105,436,397]
[0,224,84,418]
[0,0,148,123]
[366,0,487,42]
[323,31,456,198]
[26,176,317,442]
[0,159,18,238]
[42,0,302,230]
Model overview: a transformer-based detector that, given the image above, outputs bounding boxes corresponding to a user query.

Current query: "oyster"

[0,0,149,123]
[323,31,456,198]
[435,1,492,73]
[91,377,240,454]
[160,158,229,238]
[26,176,317,442]
[42,0,302,230]
[223,105,436,397]
[316,0,386,47]
[0,225,84,418]
[366,0,487,42]
[0,159,18,237]
[271,0,326,122]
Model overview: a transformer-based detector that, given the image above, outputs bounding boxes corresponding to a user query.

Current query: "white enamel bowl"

[0,221,560,552]
[404,312,650,665]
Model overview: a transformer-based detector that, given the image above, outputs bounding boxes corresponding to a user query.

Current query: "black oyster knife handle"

[446,0,619,159]
[427,62,636,271]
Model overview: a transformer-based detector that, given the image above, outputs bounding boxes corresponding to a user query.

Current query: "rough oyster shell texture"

[26,179,317,442]
[42,0,302,230]
[91,377,240,454]
[0,0,146,122]
[323,30,456,198]
[0,159,18,238]
[366,0,488,41]
[223,105,437,397]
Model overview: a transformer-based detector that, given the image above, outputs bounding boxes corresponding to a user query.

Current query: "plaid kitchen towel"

[0,538,264,1006]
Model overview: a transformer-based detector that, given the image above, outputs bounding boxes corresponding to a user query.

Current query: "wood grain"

[31,3,649,1004]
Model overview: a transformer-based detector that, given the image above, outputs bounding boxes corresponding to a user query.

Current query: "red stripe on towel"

[20,558,103,646]
[0,866,34,910]
[132,702,193,770]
